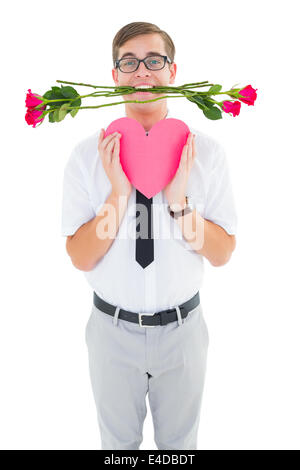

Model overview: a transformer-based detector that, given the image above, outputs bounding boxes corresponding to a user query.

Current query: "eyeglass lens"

[119,56,165,72]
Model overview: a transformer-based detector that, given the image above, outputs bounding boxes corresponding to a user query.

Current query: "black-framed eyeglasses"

[114,55,172,73]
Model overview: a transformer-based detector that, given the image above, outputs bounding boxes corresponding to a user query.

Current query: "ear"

[112,68,118,85]
[169,62,177,85]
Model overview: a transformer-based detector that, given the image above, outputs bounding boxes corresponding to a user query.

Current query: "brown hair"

[112,22,175,67]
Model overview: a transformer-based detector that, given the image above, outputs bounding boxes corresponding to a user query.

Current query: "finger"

[98,128,106,146]
[189,134,194,157]
[184,133,192,157]
[102,133,118,150]
[109,139,117,165]
[101,132,119,150]
[106,135,119,162]
[179,143,188,169]
[192,135,196,158]
[98,129,104,150]
[186,134,194,171]
[186,133,192,152]
[112,135,120,164]
[190,135,196,165]
[187,138,193,171]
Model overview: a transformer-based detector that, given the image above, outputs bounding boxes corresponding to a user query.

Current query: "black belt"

[93,291,200,327]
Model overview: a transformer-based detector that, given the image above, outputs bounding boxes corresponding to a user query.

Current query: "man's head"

[112,22,177,115]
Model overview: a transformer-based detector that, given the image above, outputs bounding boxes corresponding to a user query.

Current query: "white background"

[1,0,299,450]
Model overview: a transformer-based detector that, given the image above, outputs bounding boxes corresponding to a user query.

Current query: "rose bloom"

[25,89,46,127]
[25,107,46,127]
[222,100,241,117]
[25,89,44,108]
[238,85,258,105]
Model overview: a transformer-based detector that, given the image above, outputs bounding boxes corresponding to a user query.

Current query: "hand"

[98,129,132,197]
[164,132,196,209]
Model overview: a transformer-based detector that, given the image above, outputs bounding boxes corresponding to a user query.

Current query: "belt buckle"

[138,312,156,327]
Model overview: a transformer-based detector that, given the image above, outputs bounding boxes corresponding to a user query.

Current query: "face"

[112,33,177,111]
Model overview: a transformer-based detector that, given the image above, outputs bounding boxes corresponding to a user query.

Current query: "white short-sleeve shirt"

[61,108,238,313]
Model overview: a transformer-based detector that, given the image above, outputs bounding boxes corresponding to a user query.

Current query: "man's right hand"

[98,129,132,198]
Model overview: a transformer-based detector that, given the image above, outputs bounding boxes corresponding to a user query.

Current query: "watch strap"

[168,197,193,219]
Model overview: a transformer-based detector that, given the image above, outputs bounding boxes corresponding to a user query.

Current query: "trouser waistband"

[93,291,200,327]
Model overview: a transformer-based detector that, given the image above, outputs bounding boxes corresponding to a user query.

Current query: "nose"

[135,60,151,76]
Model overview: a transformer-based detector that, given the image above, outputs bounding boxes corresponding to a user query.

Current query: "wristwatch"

[167,196,194,219]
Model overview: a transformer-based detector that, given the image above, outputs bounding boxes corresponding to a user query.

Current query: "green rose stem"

[35,80,235,121]
[41,87,194,107]
[41,91,222,121]
[39,82,221,110]
[55,79,211,89]
[39,93,189,119]
[46,85,216,117]
[44,87,216,107]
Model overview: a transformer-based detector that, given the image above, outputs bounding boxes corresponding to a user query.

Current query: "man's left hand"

[163,132,196,209]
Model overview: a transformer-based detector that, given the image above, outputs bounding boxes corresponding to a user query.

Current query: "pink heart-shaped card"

[104,117,190,199]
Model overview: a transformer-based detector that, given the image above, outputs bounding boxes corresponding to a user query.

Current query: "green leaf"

[53,108,60,122]
[43,90,52,100]
[50,97,66,107]
[51,86,63,95]
[187,95,209,111]
[60,86,79,99]
[191,95,205,105]
[202,99,215,109]
[57,103,70,121]
[231,83,241,90]
[70,108,79,118]
[48,111,55,123]
[208,84,222,94]
[47,87,66,107]
[70,97,82,107]
[203,106,222,120]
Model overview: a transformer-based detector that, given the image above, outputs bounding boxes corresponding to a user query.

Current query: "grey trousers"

[85,298,209,450]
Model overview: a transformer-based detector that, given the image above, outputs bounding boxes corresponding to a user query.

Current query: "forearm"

[175,209,234,266]
[67,191,130,271]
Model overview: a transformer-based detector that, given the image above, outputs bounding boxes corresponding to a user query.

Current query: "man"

[61,22,237,450]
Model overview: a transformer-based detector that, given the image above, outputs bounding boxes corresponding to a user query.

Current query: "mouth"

[133,84,153,95]
[132,84,156,95]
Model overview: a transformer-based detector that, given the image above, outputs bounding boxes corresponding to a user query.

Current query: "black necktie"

[135,131,154,268]
[135,188,154,268]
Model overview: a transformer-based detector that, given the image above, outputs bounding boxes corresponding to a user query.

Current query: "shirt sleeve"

[204,142,238,235]
[61,145,95,237]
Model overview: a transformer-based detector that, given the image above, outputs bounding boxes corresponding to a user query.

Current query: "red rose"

[25,89,44,108]
[25,107,46,128]
[222,100,241,117]
[25,89,46,127]
[238,85,258,105]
